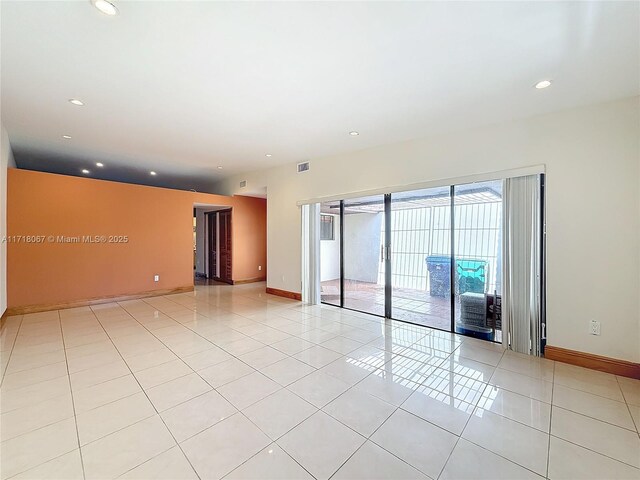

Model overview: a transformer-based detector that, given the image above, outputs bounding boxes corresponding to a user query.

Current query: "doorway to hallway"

[193,205,233,286]
[207,209,232,284]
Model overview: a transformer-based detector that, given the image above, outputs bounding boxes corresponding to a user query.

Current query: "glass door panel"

[390,186,452,329]
[453,180,503,342]
[343,195,385,316]
[316,180,510,346]
[319,201,341,306]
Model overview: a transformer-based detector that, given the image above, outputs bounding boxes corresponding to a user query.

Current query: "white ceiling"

[1,1,638,192]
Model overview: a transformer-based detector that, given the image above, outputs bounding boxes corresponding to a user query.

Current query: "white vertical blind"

[502,175,541,355]
[301,204,321,304]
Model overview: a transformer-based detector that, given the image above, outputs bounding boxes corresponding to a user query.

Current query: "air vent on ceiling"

[239,180,247,188]
[297,161,310,173]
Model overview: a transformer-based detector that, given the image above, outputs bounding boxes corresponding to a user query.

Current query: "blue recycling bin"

[425,255,451,297]
[456,259,488,294]
[426,256,488,296]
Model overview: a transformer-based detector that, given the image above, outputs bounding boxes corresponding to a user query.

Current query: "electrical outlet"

[258,265,262,271]
[282,275,285,283]
[154,275,159,282]
[589,320,601,336]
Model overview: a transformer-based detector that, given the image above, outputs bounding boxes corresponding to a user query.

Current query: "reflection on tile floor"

[1,282,639,479]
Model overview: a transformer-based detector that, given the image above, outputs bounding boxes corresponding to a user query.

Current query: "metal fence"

[378,202,502,292]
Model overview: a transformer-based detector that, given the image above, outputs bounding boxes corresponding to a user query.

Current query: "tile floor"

[1,282,639,480]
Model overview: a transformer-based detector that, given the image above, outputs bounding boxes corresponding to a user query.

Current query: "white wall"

[344,213,383,283]
[320,212,383,284]
[214,97,640,363]
[1,125,16,318]
[320,214,340,282]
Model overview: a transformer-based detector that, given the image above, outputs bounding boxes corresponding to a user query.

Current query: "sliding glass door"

[342,195,386,316]
[320,201,341,306]
[317,176,538,346]
[453,181,503,342]
[390,186,452,330]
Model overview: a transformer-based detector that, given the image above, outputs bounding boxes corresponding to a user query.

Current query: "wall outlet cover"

[154,275,159,282]
[589,320,601,336]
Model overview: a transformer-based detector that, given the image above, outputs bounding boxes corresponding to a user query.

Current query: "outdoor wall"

[1,125,16,317]
[320,214,340,282]
[214,96,640,363]
[7,169,266,310]
[343,212,382,283]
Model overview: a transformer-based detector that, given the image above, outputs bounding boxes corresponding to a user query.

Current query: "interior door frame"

[217,209,233,284]
[206,209,233,284]
[206,211,217,280]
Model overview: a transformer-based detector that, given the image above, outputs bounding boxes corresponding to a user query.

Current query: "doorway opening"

[193,205,233,285]
[207,209,232,284]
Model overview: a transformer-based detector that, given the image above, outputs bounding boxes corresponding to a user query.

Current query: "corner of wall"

[0,125,14,317]
[212,170,269,197]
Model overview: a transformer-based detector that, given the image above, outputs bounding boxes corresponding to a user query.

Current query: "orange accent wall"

[230,195,267,283]
[6,169,266,309]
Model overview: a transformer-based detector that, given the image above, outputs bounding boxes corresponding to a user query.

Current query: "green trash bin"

[456,259,488,294]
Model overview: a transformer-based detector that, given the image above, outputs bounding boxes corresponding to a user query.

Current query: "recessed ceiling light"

[217,166,223,170]
[91,0,118,16]
[82,169,90,174]
[62,135,71,139]
[68,99,84,106]
[265,154,272,157]
[535,80,552,89]
[96,162,104,167]
[349,131,359,136]
[150,171,157,176]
